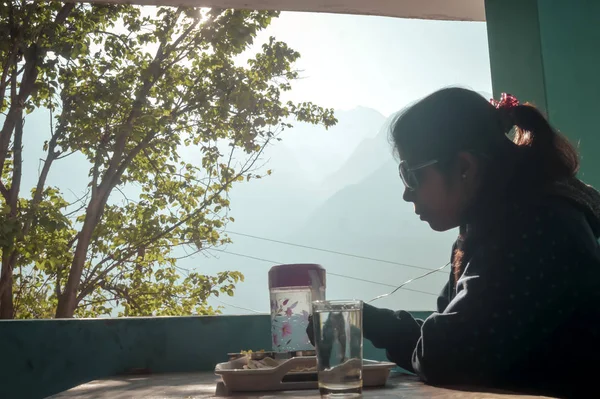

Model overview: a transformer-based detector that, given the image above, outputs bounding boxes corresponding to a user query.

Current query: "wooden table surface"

[50,372,555,398]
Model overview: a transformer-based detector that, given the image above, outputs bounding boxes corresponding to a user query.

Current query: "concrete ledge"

[1,311,432,398]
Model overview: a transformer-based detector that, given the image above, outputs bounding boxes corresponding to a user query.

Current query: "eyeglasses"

[398,159,438,191]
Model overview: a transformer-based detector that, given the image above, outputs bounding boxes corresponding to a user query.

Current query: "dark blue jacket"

[364,181,600,398]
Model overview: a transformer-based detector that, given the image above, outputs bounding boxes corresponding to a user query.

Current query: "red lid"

[268,264,326,289]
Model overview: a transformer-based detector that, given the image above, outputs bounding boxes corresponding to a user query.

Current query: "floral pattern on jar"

[270,288,313,352]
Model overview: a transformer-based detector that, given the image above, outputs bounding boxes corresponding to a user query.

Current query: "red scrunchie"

[490,93,520,109]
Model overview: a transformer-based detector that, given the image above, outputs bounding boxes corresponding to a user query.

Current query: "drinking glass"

[312,300,363,397]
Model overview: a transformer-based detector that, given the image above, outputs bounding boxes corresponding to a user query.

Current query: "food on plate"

[243,356,281,369]
[240,352,317,372]
[240,349,265,355]
[228,349,274,361]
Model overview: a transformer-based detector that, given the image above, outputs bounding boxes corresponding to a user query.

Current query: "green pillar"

[485,0,600,188]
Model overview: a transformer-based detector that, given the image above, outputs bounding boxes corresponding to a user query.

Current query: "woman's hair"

[390,87,579,183]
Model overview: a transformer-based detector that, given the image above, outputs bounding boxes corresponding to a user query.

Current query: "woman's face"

[399,151,476,232]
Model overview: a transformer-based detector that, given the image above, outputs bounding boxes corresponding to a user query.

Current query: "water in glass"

[313,300,363,397]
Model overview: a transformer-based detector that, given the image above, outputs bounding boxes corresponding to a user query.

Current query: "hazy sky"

[246,12,492,116]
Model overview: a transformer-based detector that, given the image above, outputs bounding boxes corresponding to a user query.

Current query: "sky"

[247,12,492,117]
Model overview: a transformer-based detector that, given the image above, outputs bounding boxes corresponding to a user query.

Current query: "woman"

[310,88,600,398]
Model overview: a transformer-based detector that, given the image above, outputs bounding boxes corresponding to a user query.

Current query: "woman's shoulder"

[510,191,599,247]
[462,194,600,286]
[478,191,600,273]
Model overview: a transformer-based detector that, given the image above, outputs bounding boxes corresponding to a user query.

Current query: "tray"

[214,356,396,392]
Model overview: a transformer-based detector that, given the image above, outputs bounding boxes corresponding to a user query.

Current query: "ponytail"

[501,104,579,181]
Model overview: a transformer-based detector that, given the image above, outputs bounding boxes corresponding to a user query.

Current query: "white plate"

[214,356,396,392]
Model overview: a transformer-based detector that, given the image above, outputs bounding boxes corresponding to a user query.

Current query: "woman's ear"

[456,151,480,185]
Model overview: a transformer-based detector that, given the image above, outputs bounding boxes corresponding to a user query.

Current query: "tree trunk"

[0,251,14,318]
[55,192,108,318]
[0,4,75,317]
[0,110,23,319]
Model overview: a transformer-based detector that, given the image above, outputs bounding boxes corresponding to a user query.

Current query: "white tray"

[214,356,396,392]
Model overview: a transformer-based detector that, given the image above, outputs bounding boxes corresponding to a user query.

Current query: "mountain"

[278,107,387,181]
[222,106,388,236]
[293,160,455,262]
[319,116,394,196]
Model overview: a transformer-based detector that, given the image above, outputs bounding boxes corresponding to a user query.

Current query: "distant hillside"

[223,106,388,236]
[319,116,394,196]
[292,159,456,267]
[277,107,387,181]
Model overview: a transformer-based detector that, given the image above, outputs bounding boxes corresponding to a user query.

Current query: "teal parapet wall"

[0,311,432,399]
[486,0,600,189]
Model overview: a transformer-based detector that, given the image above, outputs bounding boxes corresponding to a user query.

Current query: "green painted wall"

[485,0,548,112]
[0,311,431,399]
[1,315,271,399]
[537,0,600,188]
[485,0,600,188]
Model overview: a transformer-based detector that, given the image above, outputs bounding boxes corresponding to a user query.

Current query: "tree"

[0,2,336,318]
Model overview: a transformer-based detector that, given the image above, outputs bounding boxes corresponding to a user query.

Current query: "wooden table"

[50,372,555,398]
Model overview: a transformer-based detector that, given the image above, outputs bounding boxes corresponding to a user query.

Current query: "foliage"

[0,2,336,318]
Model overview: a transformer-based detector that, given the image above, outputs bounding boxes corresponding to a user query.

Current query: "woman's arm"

[306,269,455,371]
[363,304,421,371]
[362,276,453,371]
[306,304,422,371]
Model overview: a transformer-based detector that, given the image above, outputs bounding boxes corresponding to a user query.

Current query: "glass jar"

[268,264,326,352]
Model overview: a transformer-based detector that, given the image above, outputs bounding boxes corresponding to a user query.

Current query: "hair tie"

[490,93,520,109]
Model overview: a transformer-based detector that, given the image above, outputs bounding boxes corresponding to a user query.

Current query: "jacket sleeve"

[363,304,421,372]
[363,248,456,371]
[411,202,592,385]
